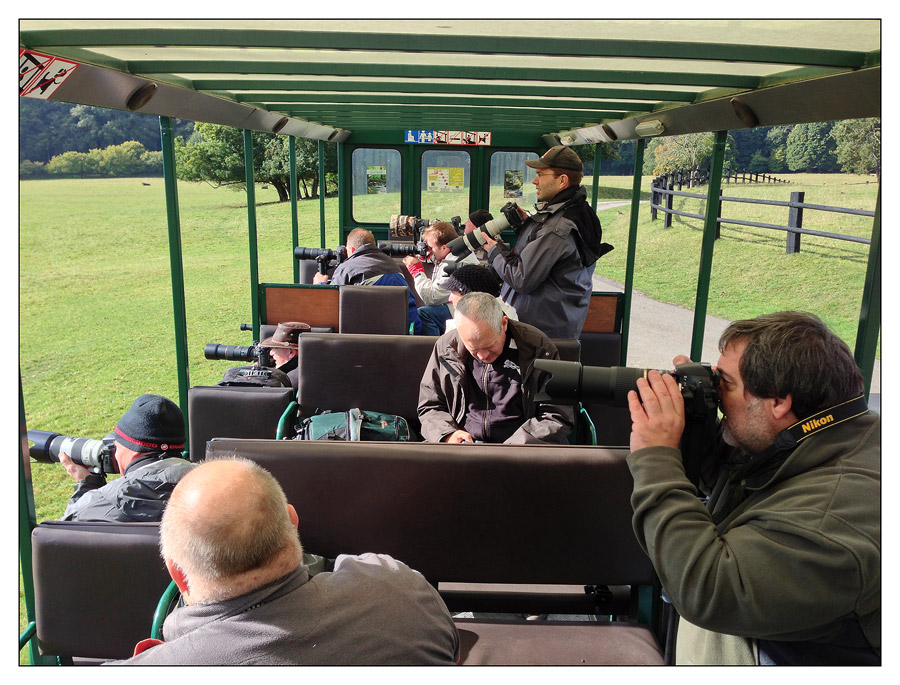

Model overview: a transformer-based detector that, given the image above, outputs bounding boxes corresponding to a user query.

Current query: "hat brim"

[525,158,582,172]
[260,338,298,349]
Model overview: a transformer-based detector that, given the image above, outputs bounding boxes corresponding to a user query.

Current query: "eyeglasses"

[536,172,557,178]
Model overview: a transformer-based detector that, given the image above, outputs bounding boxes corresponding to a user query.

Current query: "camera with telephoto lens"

[389,214,438,242]
[448,202,524,258]
[533,360,720,486]
[293,245,349,275]
[27,430,119,475]
[203,341,275,369]
[379,240,430,258]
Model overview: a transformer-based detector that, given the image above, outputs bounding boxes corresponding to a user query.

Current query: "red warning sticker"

[20,49,79,99]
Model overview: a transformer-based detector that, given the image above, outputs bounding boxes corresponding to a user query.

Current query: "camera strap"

[777,395,869,449]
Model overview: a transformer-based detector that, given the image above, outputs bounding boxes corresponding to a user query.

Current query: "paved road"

[591,275,880,410]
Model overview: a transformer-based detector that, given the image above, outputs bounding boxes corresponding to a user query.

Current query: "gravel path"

[591,275,880,410]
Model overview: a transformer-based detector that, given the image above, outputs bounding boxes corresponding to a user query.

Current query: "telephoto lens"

[27,429,118,472]
[203,343,259,362]
[448,202,523,258]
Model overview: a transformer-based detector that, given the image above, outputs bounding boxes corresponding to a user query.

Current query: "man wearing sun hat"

[60,393,194,522]
[258,321,311,390]
[481,145,612,339]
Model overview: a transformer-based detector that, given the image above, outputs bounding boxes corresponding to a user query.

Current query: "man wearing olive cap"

[482,146,611,339]
[60,394,195,522]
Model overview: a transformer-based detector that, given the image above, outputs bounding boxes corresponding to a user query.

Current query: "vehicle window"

[420,149,471,222]
[490,151,539,211]
[352,148,401,223]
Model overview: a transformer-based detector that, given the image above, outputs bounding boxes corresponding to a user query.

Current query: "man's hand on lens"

[627,370,685,452]
[59,452,91,482]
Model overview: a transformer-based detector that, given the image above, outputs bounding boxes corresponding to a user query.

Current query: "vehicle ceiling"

[19,19,881,144]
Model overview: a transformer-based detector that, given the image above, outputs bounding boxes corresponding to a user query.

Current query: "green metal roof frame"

[19,19,880,143]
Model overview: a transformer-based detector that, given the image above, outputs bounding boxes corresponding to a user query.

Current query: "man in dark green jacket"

[626,311,879,665]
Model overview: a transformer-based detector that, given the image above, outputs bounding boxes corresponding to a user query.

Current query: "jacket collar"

[533,185,584,214]
[162,565,309,640]
[736,409,877,490]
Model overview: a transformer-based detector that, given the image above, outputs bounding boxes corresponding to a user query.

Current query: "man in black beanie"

[60,394,195,522]
[443,264,518,329]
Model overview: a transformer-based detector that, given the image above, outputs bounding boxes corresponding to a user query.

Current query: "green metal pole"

[244,129,261,339]
[318,139,327,248]
[591,144,601,213]
[854,185,880,398]
[337,142,346,244]
[620,139,646,366]
[159,117,191,420]
[19,378,47,665]
[690,130,728,362]
[290,136,300,284]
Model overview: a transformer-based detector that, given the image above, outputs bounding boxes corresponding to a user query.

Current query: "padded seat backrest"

[298,259,320,285]
[31,521,168,661]
[205,439,654,587]
[578,332,631,447]
[552,337,581,362]
[339,285,409,334]
[296,333,438,432]
[188,385,295,462]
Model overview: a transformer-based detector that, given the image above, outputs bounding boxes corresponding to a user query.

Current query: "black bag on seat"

[219,365,291,388]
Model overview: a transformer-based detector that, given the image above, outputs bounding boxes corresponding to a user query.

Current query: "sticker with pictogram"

[405,130,492,146]
[20,49,78,99]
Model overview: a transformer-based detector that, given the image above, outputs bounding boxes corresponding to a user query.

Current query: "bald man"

[120,457,459,665]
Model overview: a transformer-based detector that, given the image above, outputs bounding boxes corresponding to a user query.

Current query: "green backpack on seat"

[295,407,416,441]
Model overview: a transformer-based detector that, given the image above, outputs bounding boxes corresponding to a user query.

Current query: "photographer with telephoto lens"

[57,394,194,522]
[402,221,480,336]
[256,321,311,390]
[626,312,880,665]
[480,146,612,339]
[312,228,422,334]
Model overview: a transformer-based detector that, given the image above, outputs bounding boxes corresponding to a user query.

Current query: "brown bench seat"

[205,437,666,665]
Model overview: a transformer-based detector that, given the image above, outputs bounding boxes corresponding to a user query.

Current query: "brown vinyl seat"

[338,285,410,334]
[31,521,168,662]
[187,385,295,462]
[206,438,666,665]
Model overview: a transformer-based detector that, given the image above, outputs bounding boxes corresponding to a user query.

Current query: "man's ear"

[557,173,571,190]
[165,558,190,597]
[287,503,299,530]
[771,394,794,421]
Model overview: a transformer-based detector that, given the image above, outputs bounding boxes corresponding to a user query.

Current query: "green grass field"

[592,173,878,349]
[18,173,879,651]
[19,173,878,519]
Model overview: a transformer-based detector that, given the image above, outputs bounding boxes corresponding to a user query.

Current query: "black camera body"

[294,245,349,275]
[204,342,275,369]
[28,430,119,475]
[379,240,429,258]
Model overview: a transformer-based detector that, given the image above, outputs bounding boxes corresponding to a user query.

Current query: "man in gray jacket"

[627,311,879,665]
[418,292,573,444]
[483,146,610,339]
[120,457,459,665]
[313,227,421,333]
[60,394,194,522]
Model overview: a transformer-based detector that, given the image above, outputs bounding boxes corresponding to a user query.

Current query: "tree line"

[20,100,880,193]
[636,119,880,181]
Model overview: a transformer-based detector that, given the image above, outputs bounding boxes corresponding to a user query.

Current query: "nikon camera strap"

[776,395,869,450]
